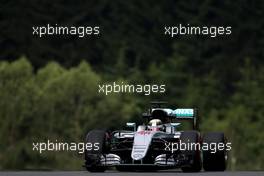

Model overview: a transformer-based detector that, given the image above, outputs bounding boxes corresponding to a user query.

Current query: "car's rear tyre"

[180,131,202,172]
[85,130,109,172]
[202,132,227,171]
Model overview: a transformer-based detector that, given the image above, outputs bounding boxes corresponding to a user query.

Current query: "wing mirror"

[169,123,181,133]
[126,122,136,131]
[170,123,181,127]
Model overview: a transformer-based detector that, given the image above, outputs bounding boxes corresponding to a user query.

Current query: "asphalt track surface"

[1,171,263,176]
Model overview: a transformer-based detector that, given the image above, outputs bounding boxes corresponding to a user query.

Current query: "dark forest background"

[0,0,264,170]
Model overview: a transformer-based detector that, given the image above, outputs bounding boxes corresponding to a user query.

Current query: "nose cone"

[131,131,157,160]
[132,153,144,160]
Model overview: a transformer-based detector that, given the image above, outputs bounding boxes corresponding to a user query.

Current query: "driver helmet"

[148,119,162,126]
[148,119,163,131]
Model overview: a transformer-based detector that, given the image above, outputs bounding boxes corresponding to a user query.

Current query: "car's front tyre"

[202,132,227,171]
[180,131,202,172]
[85,129,109,172]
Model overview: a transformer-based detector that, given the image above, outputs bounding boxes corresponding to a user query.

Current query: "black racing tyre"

[85,130,109,172]
[180,131,202,172]
[202,132,227,171]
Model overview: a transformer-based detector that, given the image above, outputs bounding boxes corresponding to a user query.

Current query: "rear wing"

[143,108,198,130]
[170,108,198,130]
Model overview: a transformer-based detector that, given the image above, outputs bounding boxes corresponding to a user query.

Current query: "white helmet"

[148,119,162,127]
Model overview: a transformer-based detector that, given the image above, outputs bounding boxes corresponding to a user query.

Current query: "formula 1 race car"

[84,102,228,172]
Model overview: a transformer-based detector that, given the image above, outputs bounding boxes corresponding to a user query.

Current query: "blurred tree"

[226,58,264,170]
[0,58,137,169]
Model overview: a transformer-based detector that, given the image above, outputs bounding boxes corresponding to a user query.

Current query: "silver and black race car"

[84,102,228,172]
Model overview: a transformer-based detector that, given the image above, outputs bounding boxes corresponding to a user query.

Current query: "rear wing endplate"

[169,108,198,130]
